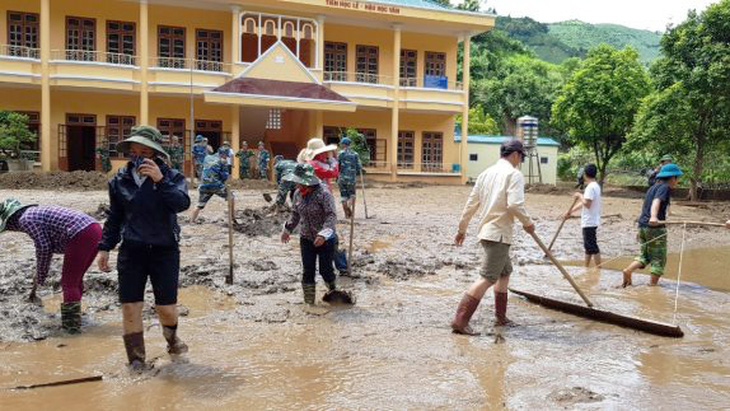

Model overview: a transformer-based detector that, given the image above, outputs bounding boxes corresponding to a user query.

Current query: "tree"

[628,0,730,200]
[457,104,500,135]
[552,44,650,184]
[0,111,36,159]
[341,127,371,166]
[474,55,564,136]
[456,0,480,12]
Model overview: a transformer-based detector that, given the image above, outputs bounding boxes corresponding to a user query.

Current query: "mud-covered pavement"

[1,185,729,409]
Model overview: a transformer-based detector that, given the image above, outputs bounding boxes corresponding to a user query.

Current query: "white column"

[460,35,471,184]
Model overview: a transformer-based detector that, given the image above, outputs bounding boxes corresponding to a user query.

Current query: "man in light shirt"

[451,139,535,335]
[563,163,602,267]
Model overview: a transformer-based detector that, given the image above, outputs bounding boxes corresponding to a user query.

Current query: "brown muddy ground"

[1,185,729,409]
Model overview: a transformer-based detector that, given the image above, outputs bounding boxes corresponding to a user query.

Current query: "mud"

[230,206,291,237]
[0,171,108,191]
[1,185,729,408]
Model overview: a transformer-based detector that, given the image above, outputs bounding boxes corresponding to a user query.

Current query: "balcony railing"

[325,71,463,91]
[0,44,40,60]
[51,49,137,66]
[150,57,230,73]
[324,71,393,86]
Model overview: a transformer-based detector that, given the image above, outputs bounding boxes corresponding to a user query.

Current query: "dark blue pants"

[300,237,336,285]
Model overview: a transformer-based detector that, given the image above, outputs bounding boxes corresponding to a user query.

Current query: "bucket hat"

[0,198,35,233]
[117,126,170,161]
[660,154,674,163]
[302,138,338,161]
[195,134,204,143]
[283,163,321,186]
[340,137,352,146]
[656,163,683,179]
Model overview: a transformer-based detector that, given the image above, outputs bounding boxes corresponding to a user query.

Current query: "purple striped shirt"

[6,206,97,284]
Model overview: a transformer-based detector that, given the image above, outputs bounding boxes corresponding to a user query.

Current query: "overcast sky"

[455,0,719,32]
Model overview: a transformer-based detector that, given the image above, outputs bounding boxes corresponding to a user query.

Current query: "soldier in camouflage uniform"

[257,141,270,180]
[192,135,209,179]
[190,147,230,223]
[168,135,184,172]
[274,155,298,206]
[337,137,362,218]
[236,141,254,179]
[96,147,112,173]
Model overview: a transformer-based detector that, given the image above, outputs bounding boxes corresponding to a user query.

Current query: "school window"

[7,11,39,58]
[106,21,136,65]
[324,42,347,81]
[158,26,186,68]
[356,45,379,84]
[266,109,282,130]
[400,49,417,87]
[469,154,478,162]
[424,51,446,77]
[157,118,187,153]
[106,116,135,158]
[196,29,223,71]
[66,17,96,61]
[541,157,549,164]
[422,132,443,171]
[397,131,415,169]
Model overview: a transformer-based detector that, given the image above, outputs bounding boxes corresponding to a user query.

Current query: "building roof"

[454,134,561,147]
[212,78,351,102]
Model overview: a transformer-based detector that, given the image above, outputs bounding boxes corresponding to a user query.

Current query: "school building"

[0,0,494,182]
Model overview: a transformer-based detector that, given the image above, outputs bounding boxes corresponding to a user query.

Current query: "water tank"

[517,116,539,147]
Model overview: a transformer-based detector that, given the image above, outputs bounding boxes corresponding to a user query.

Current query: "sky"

[453,0,719,32]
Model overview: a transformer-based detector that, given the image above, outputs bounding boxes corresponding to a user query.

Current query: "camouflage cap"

[274,154,284,163]
[0,198,35,233]
[283,163,321,186]
[117,125,170,160]
[341,137,352,145]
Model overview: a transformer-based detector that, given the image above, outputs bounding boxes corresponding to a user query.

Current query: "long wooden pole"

[226,190,234,285]
[347,200,356,275]
[529,231,594,307]
[659,220,726,228]
[547,197,580,253]
[359,168,370,219]
[13,375,103,390]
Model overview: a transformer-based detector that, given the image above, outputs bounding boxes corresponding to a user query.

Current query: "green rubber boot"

[302,283,316,305]
[60,302,82,334]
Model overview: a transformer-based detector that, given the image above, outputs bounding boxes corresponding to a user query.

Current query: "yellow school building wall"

[48,0,139,52]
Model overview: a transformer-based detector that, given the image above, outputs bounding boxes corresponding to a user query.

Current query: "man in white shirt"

[564,163,602,267]
[452,140,535,335]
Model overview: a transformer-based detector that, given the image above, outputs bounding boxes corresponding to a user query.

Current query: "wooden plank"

[510,288,684,338]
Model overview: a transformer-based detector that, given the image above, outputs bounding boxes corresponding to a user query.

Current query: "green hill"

[495,17,661,65]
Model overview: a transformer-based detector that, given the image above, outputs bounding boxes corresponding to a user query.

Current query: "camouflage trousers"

[239,165,250,179]
[276,181,296,205]
[636,227,668,276]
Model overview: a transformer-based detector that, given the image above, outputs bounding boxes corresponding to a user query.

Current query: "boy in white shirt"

[564,163,602,267]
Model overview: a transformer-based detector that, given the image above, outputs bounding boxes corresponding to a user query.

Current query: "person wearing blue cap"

[337,137,362,218]
[190,147,231,223]
[622,163,683,287]
[192,135,209,180]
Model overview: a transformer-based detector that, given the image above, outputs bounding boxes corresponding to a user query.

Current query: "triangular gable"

[240,42,319,84]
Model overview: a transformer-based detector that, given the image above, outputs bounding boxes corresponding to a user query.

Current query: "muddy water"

[1,187,729,408]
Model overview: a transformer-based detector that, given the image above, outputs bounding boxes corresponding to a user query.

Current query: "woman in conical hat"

[302,138,339,190]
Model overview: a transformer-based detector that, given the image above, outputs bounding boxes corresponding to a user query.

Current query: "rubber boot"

[494,291,514,327]
[60,302,82,334]
[123,332,149,372]
[162,324,189,356]
[303,283,316,305]
[451,293,481,336]
[326,281,337,292]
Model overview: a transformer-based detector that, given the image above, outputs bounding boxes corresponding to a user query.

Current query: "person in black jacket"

[97,126,191,371]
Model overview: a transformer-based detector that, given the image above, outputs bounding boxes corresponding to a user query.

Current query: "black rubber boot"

[61,302,82,334]
[123,332,150,372]
[303,283,316,305]
[162,324,189,356]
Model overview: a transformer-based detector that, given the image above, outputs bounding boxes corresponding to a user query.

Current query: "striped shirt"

[6,206,96,284]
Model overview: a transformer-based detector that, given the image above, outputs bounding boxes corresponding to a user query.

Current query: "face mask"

[298,186,310,196]
[130,155,145,169]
